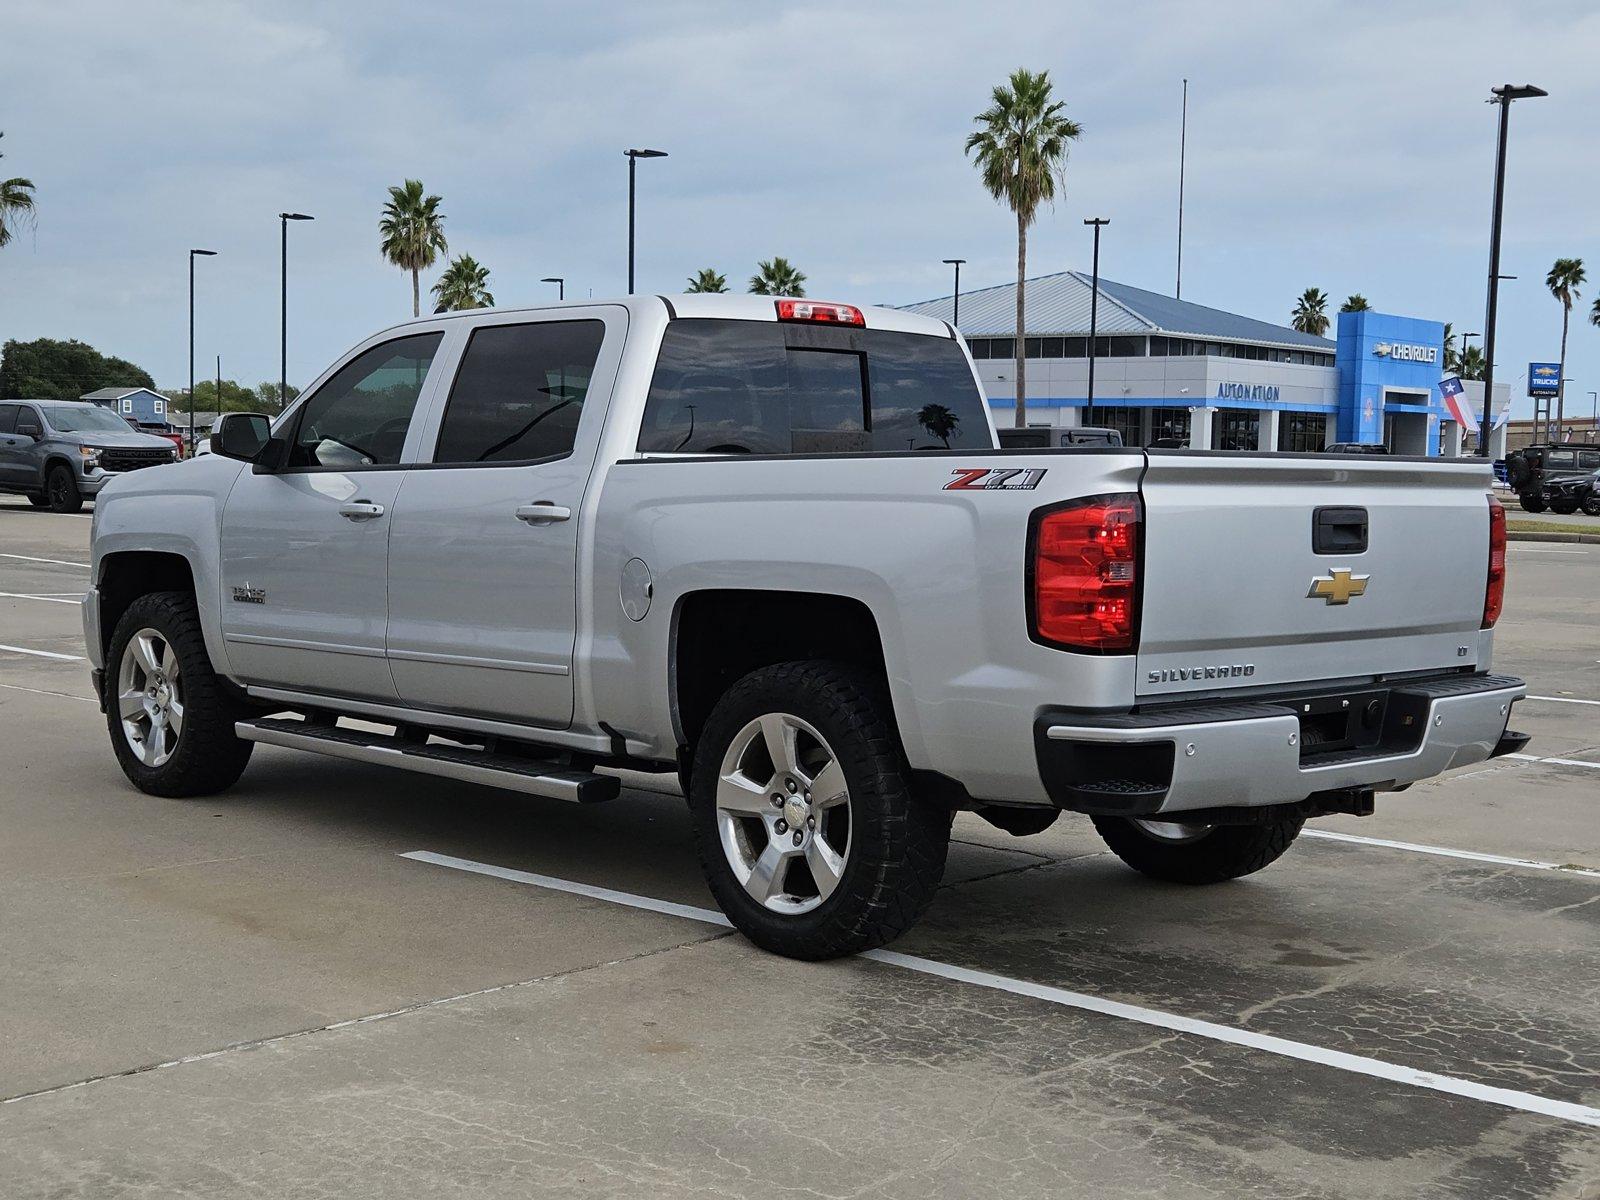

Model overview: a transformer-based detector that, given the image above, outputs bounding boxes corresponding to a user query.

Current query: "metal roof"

[81,386,165,400]
[900,271,1335,352]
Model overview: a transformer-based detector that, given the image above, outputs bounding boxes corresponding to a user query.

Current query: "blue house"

[82,387,172,429]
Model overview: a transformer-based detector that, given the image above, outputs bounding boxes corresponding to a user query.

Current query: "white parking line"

[400,850,1600,1130]
[1505,752,1600,771]
[0,643,84,661]
[0,553,89,569]
[0,681,96,704]
[1526,694,1600,707]
[0,591,81,605]
[1301,830,1600,877]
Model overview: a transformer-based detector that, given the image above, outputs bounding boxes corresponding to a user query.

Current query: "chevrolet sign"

[1372,342,1438,364]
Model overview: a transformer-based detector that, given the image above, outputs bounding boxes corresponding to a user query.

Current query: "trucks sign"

[1529,363,1561,396]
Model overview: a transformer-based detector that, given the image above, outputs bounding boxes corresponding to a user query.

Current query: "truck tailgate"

[1136,453,1494,697]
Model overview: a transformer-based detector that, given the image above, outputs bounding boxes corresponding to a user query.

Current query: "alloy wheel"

[715,712,852,914]
[117,628,185,767]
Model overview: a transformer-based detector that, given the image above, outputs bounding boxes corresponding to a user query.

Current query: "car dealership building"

[902,272,1508,456]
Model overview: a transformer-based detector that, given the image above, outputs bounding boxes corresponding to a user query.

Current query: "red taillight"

[775,299,865,327]
[1030,494,1141,652]
[1483,496,1506,628]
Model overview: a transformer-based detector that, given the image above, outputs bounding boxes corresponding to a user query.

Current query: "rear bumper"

[1036,672,1526,816]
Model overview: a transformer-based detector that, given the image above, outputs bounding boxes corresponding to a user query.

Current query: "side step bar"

[236,717,621,804]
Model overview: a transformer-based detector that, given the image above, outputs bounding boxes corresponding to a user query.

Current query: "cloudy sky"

[3,0,1598,418]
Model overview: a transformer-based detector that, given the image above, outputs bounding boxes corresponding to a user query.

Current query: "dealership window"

[1278,412,1328,453]
[965,338,988,359]
[1063,337,1088,358]
[1085,405,1143,446]
[1148,407,1191,446]
[989,338,1014,360]
[1211,409,1260,451]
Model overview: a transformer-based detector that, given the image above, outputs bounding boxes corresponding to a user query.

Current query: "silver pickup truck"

[84,294,1527,959]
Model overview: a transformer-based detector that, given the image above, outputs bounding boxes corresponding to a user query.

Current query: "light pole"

[1457,330,1479,368]
[541,276,565,301]
[625,148,667,293]
[188,249,217,456]
[1479,83,1546,454]
[942,258,966,328]
[280,213,314,413]
[1084,218,1110,409]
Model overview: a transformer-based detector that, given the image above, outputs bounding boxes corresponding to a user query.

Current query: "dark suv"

[0,399,178,512]
[1504,444,1600,514]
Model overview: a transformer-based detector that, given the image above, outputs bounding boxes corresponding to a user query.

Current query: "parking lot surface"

[1,496,1597,1198]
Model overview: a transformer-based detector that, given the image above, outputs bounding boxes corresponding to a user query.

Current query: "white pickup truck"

[84,295,1527,959]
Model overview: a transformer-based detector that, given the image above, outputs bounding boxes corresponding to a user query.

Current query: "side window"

[287,333,442,469]
[0,405,16,435]
[433,320,606,464]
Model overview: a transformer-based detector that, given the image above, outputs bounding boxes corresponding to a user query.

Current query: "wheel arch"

[670,588,893,757]
[96,551,200,662]
[41,453,77,486]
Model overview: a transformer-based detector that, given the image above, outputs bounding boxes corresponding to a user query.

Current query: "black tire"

[1518,494,1547,513]
[1581,494,1600,517]
[26,493,51,508]
[1091,813,1303,885]
[1506,454,1531,488]
[1550,499,1579,515]
[689,661,951,960]
[45,464,83,513]
[105,591,253,797]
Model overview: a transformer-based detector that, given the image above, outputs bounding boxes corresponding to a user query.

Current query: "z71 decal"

[944,467,1047,491]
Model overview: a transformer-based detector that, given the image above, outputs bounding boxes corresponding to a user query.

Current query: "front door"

[386,311,622,727]
[0,404,25,488]
[218,331,445,701]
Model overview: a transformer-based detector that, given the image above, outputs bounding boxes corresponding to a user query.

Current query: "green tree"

[1456,345,1486,382]
[686,267,728,293]
[1442,322,1457,372]
[1340,294,1370,313]
[255,382,300,411]
[1546,257,1585,433]
[0,132,36,253]
[0,337,155,400]
[379,179,448,319]
[431,254,494,312]
[965,69,1082,428]
[1291,288,1330,336]
[748,256,807,296]
[176,378,266,414]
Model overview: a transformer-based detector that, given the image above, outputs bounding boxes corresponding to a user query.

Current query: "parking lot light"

[188,249,217,455]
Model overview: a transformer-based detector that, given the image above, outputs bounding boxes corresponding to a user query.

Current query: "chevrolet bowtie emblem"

[1308,569,1370,605]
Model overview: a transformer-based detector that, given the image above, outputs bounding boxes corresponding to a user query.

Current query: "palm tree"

[1546,257,1585,433]
[0,133,36,252]
[1340,294,1370,313]
[431,254,494,312]
[965,69,1082,428]
[1442,322,1457,373]
[686,268,728,293]
[1456,345,1486,382]
[1291,288,1330,336]
[917,403,961,448]
[748,257,806,296]
[379,179,448,318]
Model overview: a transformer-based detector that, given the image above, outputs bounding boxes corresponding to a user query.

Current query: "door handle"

[338,500,386,521]
[515,502,572,524]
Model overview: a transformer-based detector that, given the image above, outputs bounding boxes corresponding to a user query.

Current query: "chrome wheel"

[117,628,185,767]
[715,712,852,915]
[1131,818,1213,844]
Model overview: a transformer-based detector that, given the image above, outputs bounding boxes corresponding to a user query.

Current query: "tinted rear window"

[637,319,991,455]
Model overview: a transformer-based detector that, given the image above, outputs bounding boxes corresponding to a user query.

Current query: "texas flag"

[1438,375,1478,432]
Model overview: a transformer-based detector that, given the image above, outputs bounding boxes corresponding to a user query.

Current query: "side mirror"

[15,420,42,440]
[214,413,272,463]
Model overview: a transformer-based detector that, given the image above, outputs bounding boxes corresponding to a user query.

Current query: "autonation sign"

[1216,382,1281,402]
[1372,341,1438,364]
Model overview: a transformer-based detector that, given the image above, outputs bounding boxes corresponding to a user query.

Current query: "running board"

[235,717,620,804]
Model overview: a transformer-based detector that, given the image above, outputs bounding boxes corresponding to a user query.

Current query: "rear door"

[0,404,23,488]
[385,307,625,727]
[1135,452,1492,698]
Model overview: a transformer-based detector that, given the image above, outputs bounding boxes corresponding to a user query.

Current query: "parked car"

[1545,467,1600,517]
[82,295,1527,959]
[0,399,179,512]
[1505,444,1600,513]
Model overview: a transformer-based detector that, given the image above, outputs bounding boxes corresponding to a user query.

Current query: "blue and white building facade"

[902,273,1505,455]
[82,387,171,429]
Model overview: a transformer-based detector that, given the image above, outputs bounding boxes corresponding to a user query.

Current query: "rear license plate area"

[1295,689,1388,761]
